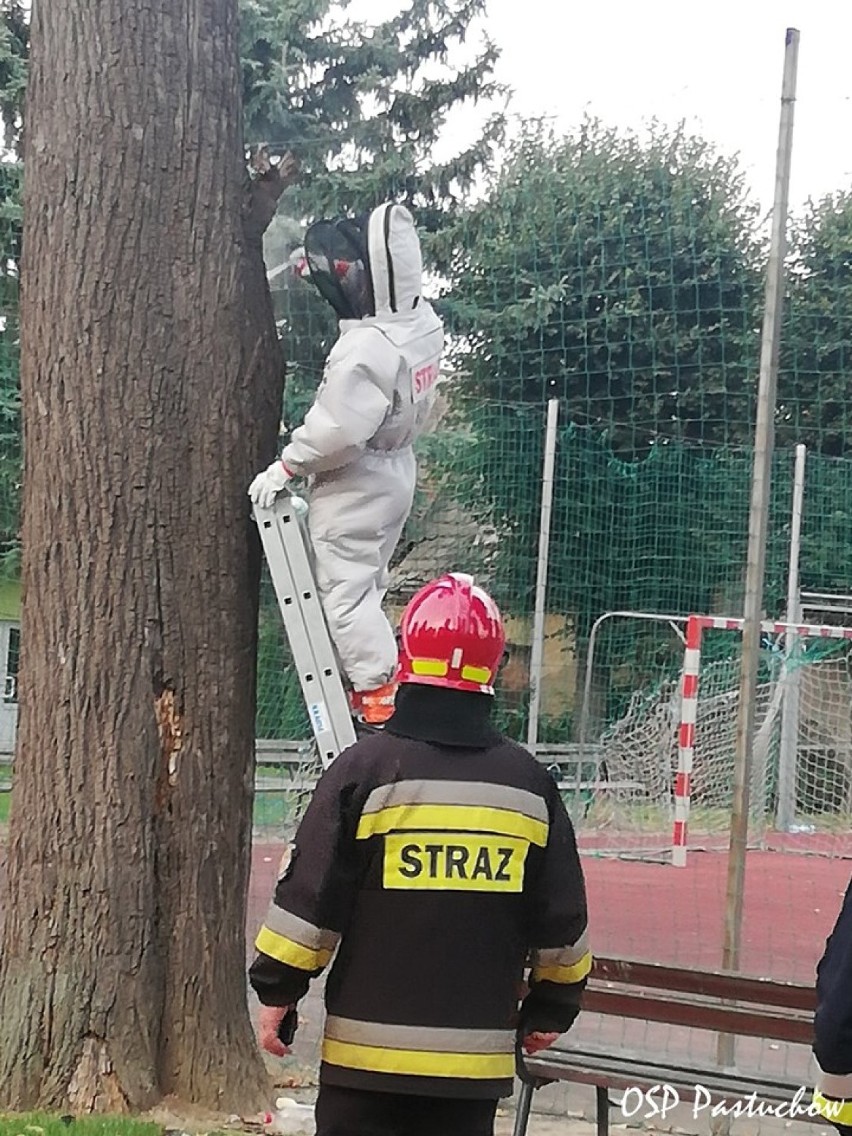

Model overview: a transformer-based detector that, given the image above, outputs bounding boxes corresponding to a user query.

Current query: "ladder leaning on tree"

[253,494,357,768]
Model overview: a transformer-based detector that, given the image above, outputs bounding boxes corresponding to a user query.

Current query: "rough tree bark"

[0,0,296,1112]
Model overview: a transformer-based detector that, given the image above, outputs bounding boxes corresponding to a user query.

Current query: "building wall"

[501,614,576,718]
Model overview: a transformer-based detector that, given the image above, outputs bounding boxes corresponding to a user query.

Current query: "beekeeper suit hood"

[302,203,425,321]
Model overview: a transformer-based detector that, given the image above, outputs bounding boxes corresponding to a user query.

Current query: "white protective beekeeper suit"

[249,203,444,706]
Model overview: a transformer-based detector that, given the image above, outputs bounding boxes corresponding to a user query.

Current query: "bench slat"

[593,956,815,1012]
[526,1047,817,1112]
[252,778,642,794]
[584,987,813,1045]
[557,781,644,792]
[520,955,820,1134]
[255,782,316,793]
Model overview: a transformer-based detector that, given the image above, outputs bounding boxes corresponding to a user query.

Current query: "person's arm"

[281,328,399,476]
[249,751,367,1020]
[520,781,591,1049]
[814,879,852,1132]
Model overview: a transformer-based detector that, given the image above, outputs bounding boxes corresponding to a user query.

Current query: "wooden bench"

[0,743,318,797]
[0,740,646,799]
[254,739,318,792]
[514,957,817,1136]
[529,744,645,798]
[254,740,645,798]
[0,742,317,795]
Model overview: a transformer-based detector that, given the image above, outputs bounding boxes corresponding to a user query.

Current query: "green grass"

[0,791,9,825]
[0,1116,162,1136]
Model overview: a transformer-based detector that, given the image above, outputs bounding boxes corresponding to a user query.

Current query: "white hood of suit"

[365,203,424,317]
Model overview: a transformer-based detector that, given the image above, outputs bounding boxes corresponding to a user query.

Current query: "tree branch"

[243,145,301,242]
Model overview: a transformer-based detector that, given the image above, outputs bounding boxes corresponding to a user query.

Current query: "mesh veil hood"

[303,203,424,320]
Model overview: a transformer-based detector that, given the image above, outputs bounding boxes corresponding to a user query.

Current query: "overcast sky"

[350,0,852,213]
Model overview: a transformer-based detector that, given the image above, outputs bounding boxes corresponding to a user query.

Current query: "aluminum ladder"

[253,494,356,767]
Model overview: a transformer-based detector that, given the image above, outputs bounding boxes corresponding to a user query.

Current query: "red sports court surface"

[245,842,850,1082]
[0,841,846,986]
[0,838,845,1081]
[248,843,851,983]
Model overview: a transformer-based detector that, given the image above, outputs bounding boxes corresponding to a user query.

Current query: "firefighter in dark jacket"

[814,877,852,1134]
[249,571,591,1136]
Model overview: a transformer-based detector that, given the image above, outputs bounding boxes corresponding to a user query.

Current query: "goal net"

[573,617,852,862]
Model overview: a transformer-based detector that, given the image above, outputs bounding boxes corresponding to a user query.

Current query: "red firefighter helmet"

[396,572,505,695]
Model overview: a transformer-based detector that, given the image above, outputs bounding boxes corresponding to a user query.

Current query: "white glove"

[290,493,309,519]
[248,460,293,509]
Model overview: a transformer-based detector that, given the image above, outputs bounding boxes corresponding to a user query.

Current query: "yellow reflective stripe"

[255,925,334,971]
[322,1037,514,1080]
[411,658,448,677]
[533,950,593,985]
[813,1092,852,1125]
[356,803,548,846]
[461,664,492,683]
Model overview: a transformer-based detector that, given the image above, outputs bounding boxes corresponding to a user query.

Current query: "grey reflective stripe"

[816,1061,852,1098]
[368,205,392,314]
[532,929,590,968]
[361,779,548,824]
[262,904,340,952]
[325,1015,514,1054]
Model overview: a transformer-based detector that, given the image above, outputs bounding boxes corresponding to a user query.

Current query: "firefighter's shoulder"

[323,729,424,788]
[483,734,564,795]
[322,732,391,778]
[328,730,558,800]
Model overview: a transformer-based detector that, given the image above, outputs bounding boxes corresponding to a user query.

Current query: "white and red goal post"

[673,613,852,867]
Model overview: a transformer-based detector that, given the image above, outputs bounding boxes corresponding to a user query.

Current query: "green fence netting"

[4,121,852,775]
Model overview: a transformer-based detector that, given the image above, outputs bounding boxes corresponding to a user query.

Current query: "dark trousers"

[315,1084,499,1136]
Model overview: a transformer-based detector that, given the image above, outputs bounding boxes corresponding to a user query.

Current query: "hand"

[257,1003,294,1057]
[248,461,292,509]
[522,1031,560,1055]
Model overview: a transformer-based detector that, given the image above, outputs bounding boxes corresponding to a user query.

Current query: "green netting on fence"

[254,406,852,746]
[251,120,852,745]
[5,118,852,755]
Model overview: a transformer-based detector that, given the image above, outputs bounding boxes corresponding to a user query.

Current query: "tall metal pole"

[527,398,559,755]
[718,27,799,1069]
[777,443,806,830]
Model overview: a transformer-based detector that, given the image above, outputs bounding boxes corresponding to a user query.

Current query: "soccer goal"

[571,609,852,866]
[672,614,852,866]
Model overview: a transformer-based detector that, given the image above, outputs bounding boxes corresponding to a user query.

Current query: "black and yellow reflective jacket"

[249,715,590,1100]
[814,877,852,1132]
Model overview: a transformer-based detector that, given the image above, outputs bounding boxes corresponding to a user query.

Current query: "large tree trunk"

[0,0,287,1111]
